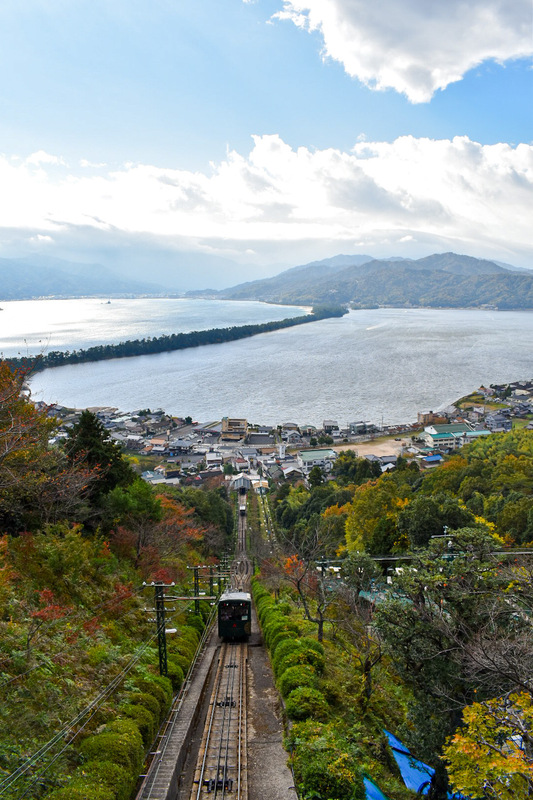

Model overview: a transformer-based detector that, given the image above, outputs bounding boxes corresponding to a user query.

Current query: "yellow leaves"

[322,502,350,518]
[444,693,533,799]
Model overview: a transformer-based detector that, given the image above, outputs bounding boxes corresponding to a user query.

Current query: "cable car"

[218,590,252,640]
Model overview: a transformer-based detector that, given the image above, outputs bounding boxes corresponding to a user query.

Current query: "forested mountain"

[0,256,164,299]
[218,252,533,309]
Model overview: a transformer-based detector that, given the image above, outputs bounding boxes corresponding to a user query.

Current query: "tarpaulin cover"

[364,776,391,800]
[384,729,433,794]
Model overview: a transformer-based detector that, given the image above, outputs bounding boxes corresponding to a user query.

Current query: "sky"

[0,0,531,289]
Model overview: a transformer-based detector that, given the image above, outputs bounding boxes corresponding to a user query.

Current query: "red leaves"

[30,588,71,621]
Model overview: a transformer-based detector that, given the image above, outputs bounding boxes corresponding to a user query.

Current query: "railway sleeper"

[203,778,234,792]
[216,696,236,707]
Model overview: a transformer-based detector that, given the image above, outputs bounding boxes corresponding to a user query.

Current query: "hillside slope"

[218,252,533,309]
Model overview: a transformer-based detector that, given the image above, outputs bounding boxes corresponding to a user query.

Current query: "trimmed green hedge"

[285,687,329,721]
[278,664,317,698]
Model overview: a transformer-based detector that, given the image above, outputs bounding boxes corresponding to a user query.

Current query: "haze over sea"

[3,298,533,428]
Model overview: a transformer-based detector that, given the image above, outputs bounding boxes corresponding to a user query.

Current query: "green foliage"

[278,664,317,697]
[80,720,144,775]
[125,691,161,720]
[332,450,382,486]
[134,678,172,720]
[46,785,116,800]
[286,687,329,721]
[120,702,156,746]
[288,721,365,800]
[272,639,304,676]
[65,410,135,502]
[75,759,134,800]
[166,657,185,690]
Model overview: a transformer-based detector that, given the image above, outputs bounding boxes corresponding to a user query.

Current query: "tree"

[0,362,95,533]
[308,465,324,488]
[444,693,533,799]
[280,524,339,641]
[65,410,135,502]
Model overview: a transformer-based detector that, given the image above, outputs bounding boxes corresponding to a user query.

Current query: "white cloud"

[0,134,531,266]
[273,0,533,102]
[25,150,66,167]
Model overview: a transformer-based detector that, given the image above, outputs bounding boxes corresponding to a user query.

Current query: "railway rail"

[189,641,248,800]
[135,491,252,800]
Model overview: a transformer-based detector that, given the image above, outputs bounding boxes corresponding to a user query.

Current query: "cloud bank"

[0,134,532,272]
[273,0,533,101]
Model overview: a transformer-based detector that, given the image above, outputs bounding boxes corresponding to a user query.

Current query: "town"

[39,378,533,489]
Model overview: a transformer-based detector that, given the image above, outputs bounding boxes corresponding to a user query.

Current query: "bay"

[26,304,533,428]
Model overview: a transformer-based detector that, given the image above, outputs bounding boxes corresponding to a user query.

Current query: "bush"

[293,746,365,800]
[46,786,115,800]
[166,651,191,675]
[263,618,287,648]
[278,664,316,698]
[166,657,185,691]
[186,613,204,635]
[270,629,298,653]
[134,675,172,714]
[80,719,144,775]
[125,691,160,721]
[276,645,325,677]
[299,637,325,656]
[272,640,302,676]
[179,625,200,648]
[120,703,156,746]
[73,760,133,800]
[285,687,329,721]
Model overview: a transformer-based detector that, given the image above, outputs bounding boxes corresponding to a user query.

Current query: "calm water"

[0,298,306,357]
[24,302,533,427]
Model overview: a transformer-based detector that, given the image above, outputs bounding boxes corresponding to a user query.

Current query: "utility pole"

[143,581,175,677]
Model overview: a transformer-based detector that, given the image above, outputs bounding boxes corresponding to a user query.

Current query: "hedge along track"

[190,640,248,800]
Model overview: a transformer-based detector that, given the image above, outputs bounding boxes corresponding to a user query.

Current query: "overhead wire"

[0,598,189,797]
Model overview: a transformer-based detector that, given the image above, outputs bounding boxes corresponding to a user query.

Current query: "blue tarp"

[364,776,391,800]
[383,730,467,799]
[384,729,433,794]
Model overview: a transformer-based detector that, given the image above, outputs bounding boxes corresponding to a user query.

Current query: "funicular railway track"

[136,491,252,800]
[189,640,248,800]
[190,494,251,799]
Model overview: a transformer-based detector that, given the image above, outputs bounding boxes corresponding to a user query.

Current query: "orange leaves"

[284,554,306,578]
[30,588,71,621]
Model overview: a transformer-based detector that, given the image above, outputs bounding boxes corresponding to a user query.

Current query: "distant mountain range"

[3,251,533,310]
[207,252,533,309]
[0,256,165,300]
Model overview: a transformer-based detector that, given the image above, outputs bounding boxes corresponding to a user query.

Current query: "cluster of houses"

[39,378,533,490]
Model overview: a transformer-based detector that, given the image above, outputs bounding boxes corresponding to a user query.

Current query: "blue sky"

[0,0,531,288]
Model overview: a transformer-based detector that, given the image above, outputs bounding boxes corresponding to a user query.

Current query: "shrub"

[276,645,325,677]
[293,746,365,800]
[120,703,156,746]
[269,629,298,654]
[166,651,190,675]
[46,785,115,800]
[134,676,172,714]
[87,643,115,667]
[278,664,316,698]
[166,657,185,691]
[73,760,133,800]
[299,637,325,656]
[80,719,144,775]
[285,687,329,721]
[272,640,302,676]
[186,613,204,635]
[147,673,173,706]
[263,618,287,648]
[179,625,200,648]
[125,691,160,721]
